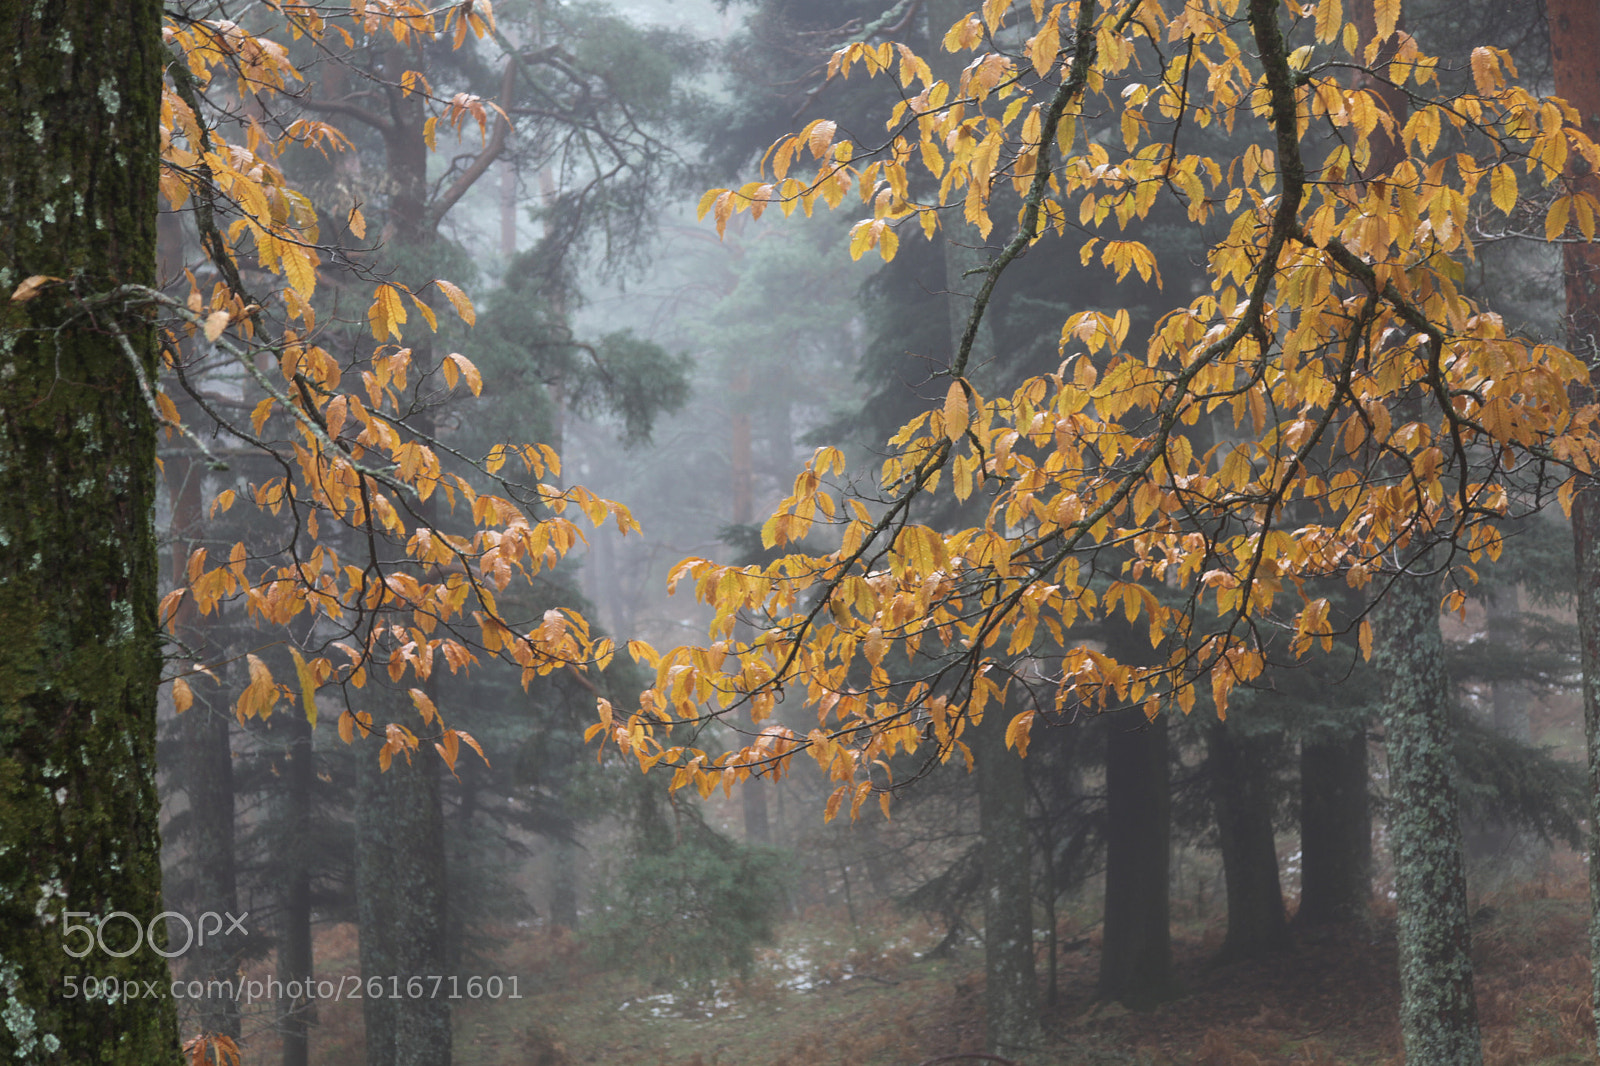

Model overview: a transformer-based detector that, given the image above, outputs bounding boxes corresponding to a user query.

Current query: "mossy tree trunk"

[0,2,180,1062]
[1548,0,1600,1047]
[1376,568,1481,1066]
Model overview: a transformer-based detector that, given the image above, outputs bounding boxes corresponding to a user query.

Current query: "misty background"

[150,2,1595,1065]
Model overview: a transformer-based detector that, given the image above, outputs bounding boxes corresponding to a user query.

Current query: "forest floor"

[233,867,1594,1066]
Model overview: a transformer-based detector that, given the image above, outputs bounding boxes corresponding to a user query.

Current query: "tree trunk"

[184,677,241,1035]
[278,711,315,1066]
[1298,727,1371,926]
[549,839,580,931]
[1099,712,1175,1008]
[1548,0,1600,1046]
[972,710,1040,1057]
[0,3,181,1062]
[357,76,453,1049]
[356,737,451,1066]
[1376,568,1482,1066]
[1209,722,1288,961]
[168,453,244,1039]
[730,371,771,845]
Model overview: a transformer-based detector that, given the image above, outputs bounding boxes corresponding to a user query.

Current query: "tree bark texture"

[0,2,181,1062]
[1297,728,1371,926]
[972,710,1040,1057]
[356,737,451,1066]
[1548,0,1600,1046]
[1376,570,1482,1066]
[1208,722,1288,961]
[1574,491,1600,1050]
[1098,712,1175,1007]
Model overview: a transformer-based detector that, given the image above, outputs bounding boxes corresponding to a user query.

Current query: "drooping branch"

[428,58,516,228]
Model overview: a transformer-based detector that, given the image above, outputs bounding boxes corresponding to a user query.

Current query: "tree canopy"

[588,0,1600,822]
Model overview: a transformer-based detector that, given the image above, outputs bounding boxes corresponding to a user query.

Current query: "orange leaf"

[434,279,475,327]
[444,352,482,395]
[9,275,63,302]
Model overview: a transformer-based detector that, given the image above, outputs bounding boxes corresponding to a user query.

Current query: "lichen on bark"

[0,2,181,1061]
[1376,562,1482,1066]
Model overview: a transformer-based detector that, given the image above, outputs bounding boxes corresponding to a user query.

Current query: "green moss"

[0,2,180,1062]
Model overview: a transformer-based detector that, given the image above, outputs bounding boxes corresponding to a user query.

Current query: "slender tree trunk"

[0,3,181,1062]
[920,0,1045,1045]
[1376,567,1482,1066]
[1298,727,1371,926]
[549,841,580,931]
[169,455,244,1040]
[1099,712,1175,1007]
[1548,0,1600,1046]
[972,710,1041,1057]
[1483,587,1527,742]
[1208,722,1288,961]
[499,160,517,260]
[730,370,771,844]
[278,711,315,1066]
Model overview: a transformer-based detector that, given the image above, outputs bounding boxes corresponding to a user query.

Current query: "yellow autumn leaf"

[848,220,875,260]
[1490,163,1517,215]
[1546,195,1572,241]
[251,396,275,435]
[878,223,899,262]
[697,186,727,220]
[435,279,475,326]
[1375,0,1401,40]
[1315,0,1341,44]
[173,677,194,714]
[807,120,837,159]
[1470,47,1500,92]
[368,284,406,341]
[943,380,969,441]
[282,245,316,299]
[410,294,438,332]
[289,647,318,728]
[444,352,482,395]
[409,687,438,726]
[1029,21,1060,77]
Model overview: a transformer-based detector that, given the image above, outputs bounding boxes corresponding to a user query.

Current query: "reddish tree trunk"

[1549,0,1600,1046]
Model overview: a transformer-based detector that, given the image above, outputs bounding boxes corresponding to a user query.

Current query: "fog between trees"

[4,2,1600,1065]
